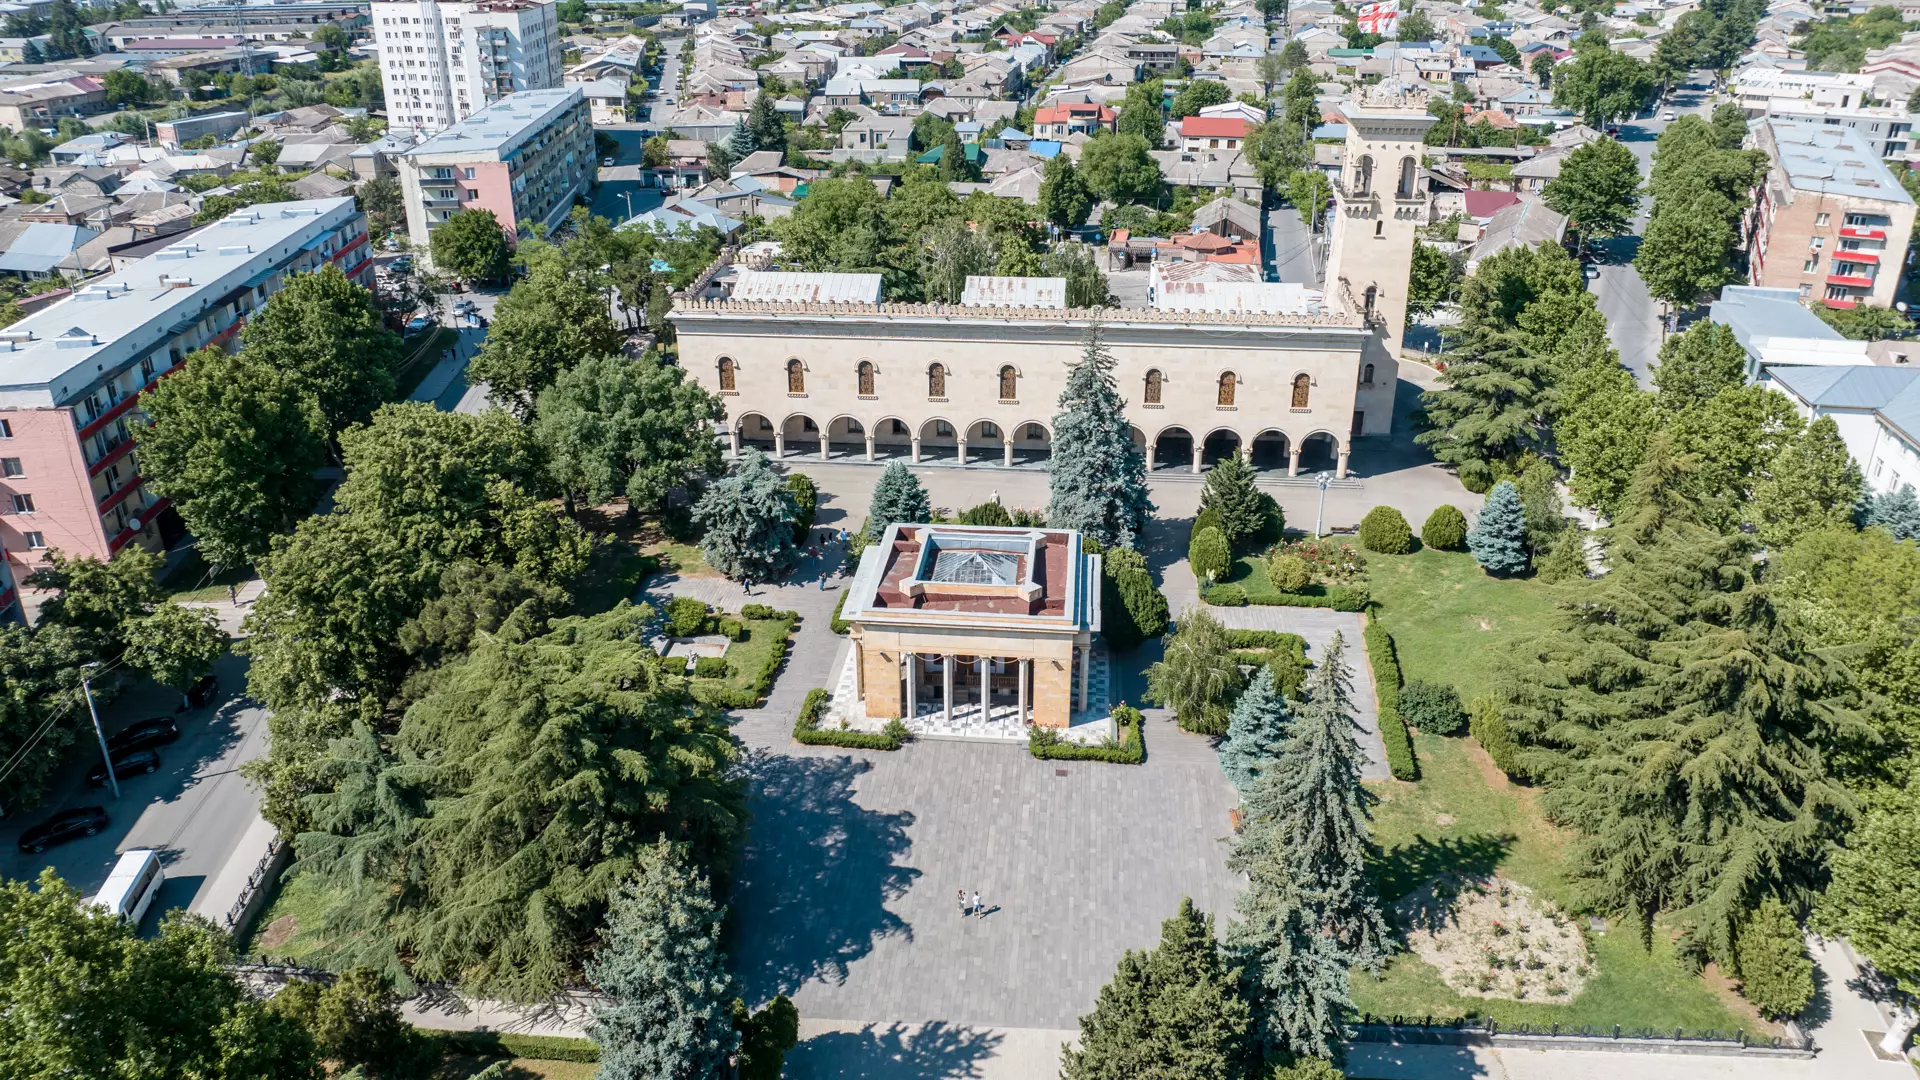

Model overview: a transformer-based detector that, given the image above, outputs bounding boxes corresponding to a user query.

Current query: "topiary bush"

[1399,680,1467,735]
[1268,553,1311,592]
[1735,898,1815,1019]
[1101,546,1169,647]
[692,655,729,678]
[957,501,1013,526]
[1191,507,1222,546]
[1252,492,1286,548]
[1203,583,1247,606]
[1458,459,1495,494]
[829,589,850,634]
[1422,504,1468,550]
[1326,583,1369,611]
[1358,505,1414,554]
[1469,695,1524,778]
[1189,525,1230,584]
[787,471,818,542]
[664,596,710,637]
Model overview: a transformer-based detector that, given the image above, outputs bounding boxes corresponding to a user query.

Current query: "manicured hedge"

[1028,704,1144,764]
[432,1031,601,1063]
[792,687,905,750]
[1224,629,1308,658]
[689,609,797,709]
[1202,583,1369,611]
[692,655,729,678]
[830,589,850,634]
[1362,619,1417,781]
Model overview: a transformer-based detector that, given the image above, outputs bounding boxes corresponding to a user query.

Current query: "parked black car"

[184,675,217,709]
[107,717,179,755]
[88,750,160,787]
[19,806,108,853]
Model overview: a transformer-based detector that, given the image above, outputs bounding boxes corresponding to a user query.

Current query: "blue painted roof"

[0,223,96,273]
[1770,364,1920,449]
[1028,139,1063,158]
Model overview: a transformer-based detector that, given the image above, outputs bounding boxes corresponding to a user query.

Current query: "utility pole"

[81,666,118,800]
[1314,470,1333,538]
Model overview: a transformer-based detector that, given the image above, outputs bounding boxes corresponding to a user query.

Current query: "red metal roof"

[1180,116,1251,138]
[1463,190,1522,218]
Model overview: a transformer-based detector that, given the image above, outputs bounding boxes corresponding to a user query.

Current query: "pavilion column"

[1017,657,1029,725]
[980,657,991,721]
[957,437,967,464]
[943,654,955,724]
[1145,442,1155,471]
[1003,439,1014,467]
[911,437,921,463]
[854,641,865,699]
[865,434,875,461]
[1288,446,1301,477]
[729,427,740,457]
[819,431,830,460]
[774,431,785,457]
[1077,644,1091,716]
[1189,444,1203,474]
[904,652,916,717]
[1337,447,1350,479]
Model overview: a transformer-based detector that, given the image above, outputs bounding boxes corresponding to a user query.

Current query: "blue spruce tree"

[866,460,932,541]
[1047,320,1154,548]
[693,449,798,581]
[1219,667,1290,799]
[1863,483,1920,541]
[1468,480,1529,575]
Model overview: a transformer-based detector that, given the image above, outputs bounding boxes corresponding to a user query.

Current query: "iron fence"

[1354,1014,1814,1054]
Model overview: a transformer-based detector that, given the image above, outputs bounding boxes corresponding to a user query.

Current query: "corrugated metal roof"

[0,223,96,272]
[733,270,883,303]
[1152,281,1322,315]
[961,275,1066,308]
[1769,364,1920,409]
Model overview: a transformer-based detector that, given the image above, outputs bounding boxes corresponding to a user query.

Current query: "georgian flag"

[1356,0,1400,36]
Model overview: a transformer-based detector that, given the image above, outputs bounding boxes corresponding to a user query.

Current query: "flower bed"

[1027,704,1144,764]
[792,687,906,750]
[1397,874,1593,1004]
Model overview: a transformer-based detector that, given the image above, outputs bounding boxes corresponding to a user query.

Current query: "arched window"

[857,360,875,396]
[999,365,1017,401]
[1356,155,1373,197]
[786,359,804,394]
[717,357,736,392]
[928,363,946,398]
[1397,156,1416,199]
[1291,374,1311,409]
[1217,372,1236,407]
[1364,285,1377,320]
[1144,368,1163,404]
[1363,362,1375,385]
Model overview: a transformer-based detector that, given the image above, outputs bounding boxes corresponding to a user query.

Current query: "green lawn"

[642,537,718,578]
[1357,548,1762,1032]
[687,613,794,707]
[160,548,257,603]
[238,870,342,964]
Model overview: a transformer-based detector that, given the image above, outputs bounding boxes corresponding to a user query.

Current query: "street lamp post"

[1314,471,1334,538]
[81,664,118,800]
[621,189,635,220]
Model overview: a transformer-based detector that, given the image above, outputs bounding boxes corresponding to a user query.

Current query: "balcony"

[1840,225,1887,240]
[1834,249,1880,263]
[1827,271,1875,288]
[423,195,461,209]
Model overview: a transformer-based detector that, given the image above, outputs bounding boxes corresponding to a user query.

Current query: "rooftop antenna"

[225,0,258,77]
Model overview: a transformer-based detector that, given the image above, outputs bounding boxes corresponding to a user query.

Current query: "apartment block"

[372,0,562,136]
[0,197,373,573]
[1745,121,1916,310]
[398,86,592,253]
[1757,100,1913,161]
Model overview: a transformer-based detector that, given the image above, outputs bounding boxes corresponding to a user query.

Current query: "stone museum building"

[840,523,1102,730]
[668,86,1438,480]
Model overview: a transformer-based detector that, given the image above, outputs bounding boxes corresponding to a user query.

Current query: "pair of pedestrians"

[955,888,985,918]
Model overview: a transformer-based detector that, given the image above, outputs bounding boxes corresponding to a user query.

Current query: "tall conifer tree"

[1048,321,1154,549]
[865,460,932,540]
[1219,667,1290,798]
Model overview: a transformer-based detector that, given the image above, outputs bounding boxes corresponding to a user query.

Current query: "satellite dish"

[127,517,141,531]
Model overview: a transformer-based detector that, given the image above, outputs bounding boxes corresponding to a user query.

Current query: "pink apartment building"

[0,197,373,592]
[398,85,592,263]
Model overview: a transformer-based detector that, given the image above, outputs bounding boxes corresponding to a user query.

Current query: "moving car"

[601,156,615,167]
[405,315,435,334]
[106,717,179,755]
[88,750,161,787]
[1661,110,1676,120]
[19,806,108,853]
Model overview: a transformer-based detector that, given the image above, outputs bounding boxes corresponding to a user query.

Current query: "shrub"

[1268,553,1311,592]
[1422,504,1469,550]
[1399,680,1467,735]
[432,1031,602,1063]
[787,471,817,541]
[1188,525,1230,583]
[1735,898,1815,1019]
[1202,583,1247,606]
[1363,619,1416,781]
[1536,528,1588,583]
[692,655,729,678]
[1252,492,1286,548]
[1458,458,1495,494]
[688,609,796,708]
[1028,704,1144,763]
[714,618,746,641]
[1358,506,1414,554]
[1008,506,1047,527]
[664,596,710,637]
[1326,583,1369,611]
[957,501,1013,526]
[792,687,902,750]
[829,589,850,634]
[1269,537,1367,582]
[1101,547,1169,647]
[1224,629,1309,655]
[740,603,781,619]
[1469,695,1524,778]
[1191,507,1222,546]
[1228,630,1309,697]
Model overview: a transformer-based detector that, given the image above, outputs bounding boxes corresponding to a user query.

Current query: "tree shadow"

[1370,833,1516,911]
[727,750,919,1001]
[1141,514,1193,579]
[1799,940,1835,1032]
[783,1021,1008,1080]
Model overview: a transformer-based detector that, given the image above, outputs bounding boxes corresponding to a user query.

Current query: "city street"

[1589,72,1719,383]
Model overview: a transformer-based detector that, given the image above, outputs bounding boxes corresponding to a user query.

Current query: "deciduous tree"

[1078,132,1162,204]
[1817,777,1920,1056]
[122,603,226,707]
[470,262,628,418]
[1145,608,1242,735]
[533,353,725,514]
[1038,152,1093,229]
[1749,415,1862,548]
[428,207,512,282]
[239,263,403,436]
[1542,136,1641,239]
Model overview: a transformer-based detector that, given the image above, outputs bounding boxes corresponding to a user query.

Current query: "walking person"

[742,575,753,597]
[957,889,967,918]
[972,889,982,917]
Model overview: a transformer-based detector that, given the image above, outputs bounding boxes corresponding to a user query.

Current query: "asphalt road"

[1589,72,1719,384]
[1267,204,1323,286]
[0,651,267,935]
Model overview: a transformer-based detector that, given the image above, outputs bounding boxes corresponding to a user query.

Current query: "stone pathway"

[1202,606,1390,781]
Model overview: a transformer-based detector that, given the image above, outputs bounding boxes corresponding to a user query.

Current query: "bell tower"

[1322,84,1437,437]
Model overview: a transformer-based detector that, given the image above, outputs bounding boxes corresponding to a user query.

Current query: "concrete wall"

[0,405,109,566]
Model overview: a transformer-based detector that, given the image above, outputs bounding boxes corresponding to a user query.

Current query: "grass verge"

[238,870,340,964]
[160,548,256,602]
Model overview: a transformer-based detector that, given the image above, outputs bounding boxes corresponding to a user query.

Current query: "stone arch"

[779,411,820,455]
[967,418,1009,466]
[1397,155,1416,199]
[1355,154,1373,197]
[1291,372,1312,409]
[1250,428,1290,470]
[919,415,958,450]
[785,357,806,394]
[1153,425,1194,473]
[735,411,775,452]
[1299,430,1342,471]
[1362,362,1376,386]
[1201,427,1242,467]
[717,355,737,392]
[828,414,867,457]
[856,359,876,396]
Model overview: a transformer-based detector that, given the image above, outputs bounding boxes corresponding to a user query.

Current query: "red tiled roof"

[1034,103,1115,124]
[1180,116,1251,138]
[1464,190,1522,218]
